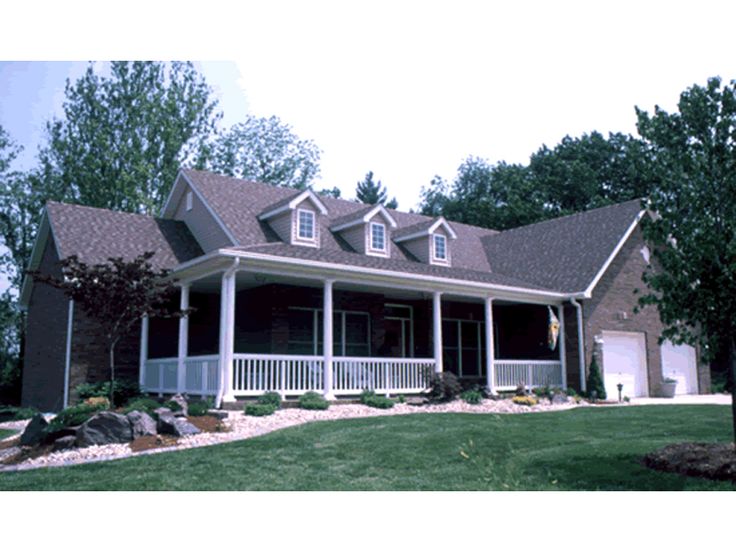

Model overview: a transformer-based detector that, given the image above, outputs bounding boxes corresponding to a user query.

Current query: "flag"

[547,306,560,350]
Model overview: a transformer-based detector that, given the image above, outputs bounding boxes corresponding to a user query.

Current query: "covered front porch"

[139,263,569,405]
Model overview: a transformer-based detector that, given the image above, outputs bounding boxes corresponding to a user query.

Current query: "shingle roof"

[481,199,644,293]
[46,202,203,271]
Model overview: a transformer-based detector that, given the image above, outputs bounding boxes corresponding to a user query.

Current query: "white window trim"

[185,191,193,212]
[432,233,448,263]
[368,221,388,256]
[296,208,317,243]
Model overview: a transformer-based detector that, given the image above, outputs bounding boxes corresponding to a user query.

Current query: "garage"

[661,341,698,394]
[601,331,648,399]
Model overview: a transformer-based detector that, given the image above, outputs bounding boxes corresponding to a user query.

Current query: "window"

[287,308,370,356]
[185,191,193,212]
[297,209,315,240]
[433,234,447,260]
[370,222,386,252]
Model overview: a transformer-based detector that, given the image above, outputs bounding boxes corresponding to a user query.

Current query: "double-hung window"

[433,234,447,261]
[370,222,386,252]
[297,209,315,240]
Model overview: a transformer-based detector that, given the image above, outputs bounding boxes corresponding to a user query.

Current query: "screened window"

[433,234,447,260]
[297,209,315,240]
[370,222,386,251]
[287,308,370,356]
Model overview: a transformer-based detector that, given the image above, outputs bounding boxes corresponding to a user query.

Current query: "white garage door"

[602,331,648,399]
[661,341,698,394]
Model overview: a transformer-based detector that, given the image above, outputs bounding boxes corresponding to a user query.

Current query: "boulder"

[76,411,133,448]
[207,410,229,420]
[551,393,569,405]
[170,393,189,416]
[153,407,173,419]
[42,425,78,445]
[20,413,48,447]
[52,435,77,452]
[126,410,157,438]
[157,411,200,437]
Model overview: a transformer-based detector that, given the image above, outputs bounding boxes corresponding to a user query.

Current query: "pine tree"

[355,171,398,208]
[586,356,606,400]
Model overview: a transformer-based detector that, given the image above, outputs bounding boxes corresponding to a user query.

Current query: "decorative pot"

[660,381,677,398]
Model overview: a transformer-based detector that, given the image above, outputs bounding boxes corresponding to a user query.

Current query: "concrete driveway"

[629,394,732,406]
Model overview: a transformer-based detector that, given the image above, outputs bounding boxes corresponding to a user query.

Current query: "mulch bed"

[0,436,20,451]
[187,415,227,433]
[129,434,179,453]
[643,442,736,483]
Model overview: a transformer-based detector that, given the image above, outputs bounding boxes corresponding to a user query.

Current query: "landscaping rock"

[126,410,157,438]
[20,413,48,447]
[170,393,189,416]
[52,435,77,452]
[76,412,133,448]
[207,410,229,420]
[153,407,173,419]
[551,393,569,405]
[157,411,200,436]
[42,425,78,445]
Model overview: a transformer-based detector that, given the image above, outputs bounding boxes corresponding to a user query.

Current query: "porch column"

[219,270,237,404]
[558,304,568,389]
[139,314,149,391]
[323,279,335,399]
[177,284,190,393]
[485,297,495,394]
[432,291,443,373]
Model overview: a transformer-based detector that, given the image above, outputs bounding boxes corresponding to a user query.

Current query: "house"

[19,169,711,411]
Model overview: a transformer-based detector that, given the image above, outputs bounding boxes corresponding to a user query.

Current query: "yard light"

[617,382,623,403]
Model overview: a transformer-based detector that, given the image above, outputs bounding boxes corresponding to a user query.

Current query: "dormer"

[393,217,458,266]
[330,204,398,257]
[258,190,329,247]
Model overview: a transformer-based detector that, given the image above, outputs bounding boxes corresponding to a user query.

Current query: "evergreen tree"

[355,171,398,209]
[586,356,606,400]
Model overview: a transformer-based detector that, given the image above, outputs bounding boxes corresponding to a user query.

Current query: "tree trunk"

[730,338,736,447]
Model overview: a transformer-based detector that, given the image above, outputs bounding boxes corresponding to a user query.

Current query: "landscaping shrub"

[48,401,109,431]
[258,392,282,409]
[511,395,538,407]
[245,403,276,417]
[427,371,462,402]
[163,400,183,412]
[461,389,483,405]
[585,357,606,400]
[187,400,210,417]
[83,396,111,409]
[565,387,578,397]
[123,397,161,415]
[360,390,394,409]
[75,379,142,407]
[298,391,329,411]
[0,405,39,423]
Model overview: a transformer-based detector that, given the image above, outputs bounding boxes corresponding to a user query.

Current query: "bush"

[258,392,282,409]
[0,405,39,423]
[75,379,142,407]
[512,395,538,407]
[187,400,210,417]
[122,397,161,415]
[48,401,109,431]
[586,357,606,400]
[565,387,578,397]
[360,390,394,409]
[83,396,111,410]
[244,403,276,417]
[298,391,329,411]
[461,389,483,405]
[163,400,182,412]
[427,371,462,402]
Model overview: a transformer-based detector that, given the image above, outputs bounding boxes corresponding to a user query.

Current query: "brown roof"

[46,202,203,271]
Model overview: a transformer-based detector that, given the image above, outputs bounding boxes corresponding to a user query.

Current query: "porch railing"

[333,357,434,395]
[493,360,564,391]
[232,354,325,396]
[143,355,220,396]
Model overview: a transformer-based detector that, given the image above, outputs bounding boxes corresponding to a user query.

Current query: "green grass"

[0,429,15,441]
[0,405,733,490]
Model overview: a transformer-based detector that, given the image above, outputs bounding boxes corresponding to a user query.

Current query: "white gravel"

[0,397,584,471]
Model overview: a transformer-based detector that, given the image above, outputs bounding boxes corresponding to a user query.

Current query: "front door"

[442,319,483,378]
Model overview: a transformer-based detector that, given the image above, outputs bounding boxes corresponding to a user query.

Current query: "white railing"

[144,357,179,394]
[494,360,564,391]
[232,354,325,396]
[333,357,434,395]
[184,355,220,395]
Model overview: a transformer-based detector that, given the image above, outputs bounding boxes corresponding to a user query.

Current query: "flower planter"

[660,381,677,398]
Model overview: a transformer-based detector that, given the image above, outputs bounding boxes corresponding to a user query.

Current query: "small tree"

[586,356,606,401]
[355,171,398,209]
[30,251,188,405]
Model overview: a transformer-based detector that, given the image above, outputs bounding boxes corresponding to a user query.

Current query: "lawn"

[0,429,14,441]
[0,405,733,490]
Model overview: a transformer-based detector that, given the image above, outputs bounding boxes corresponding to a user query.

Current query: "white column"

[323,279,334,399]
[63,299,74,409]
[484,297,495,394]
[139,314,149,391]
[219,270,237,404]
[432,291,443,373]
[177,284,190,393]
[558,304,568,389]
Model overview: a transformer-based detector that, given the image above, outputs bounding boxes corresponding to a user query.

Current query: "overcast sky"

[3,1,736,213]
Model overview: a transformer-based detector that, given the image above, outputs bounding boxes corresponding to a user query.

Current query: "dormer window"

[370,222,386,252]
[433,234,447,261]
[298,209,315,240]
